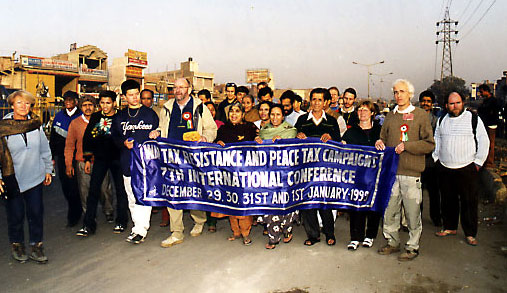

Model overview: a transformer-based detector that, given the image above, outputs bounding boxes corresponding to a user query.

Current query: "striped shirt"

[432,111,489,169]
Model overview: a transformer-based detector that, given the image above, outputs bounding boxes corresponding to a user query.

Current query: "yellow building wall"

[26,73,55,98]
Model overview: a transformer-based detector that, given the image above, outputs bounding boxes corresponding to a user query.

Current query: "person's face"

[343,92,355,109]
[11,96,31,119]
[419,96,433,112]
[357,105,373,123]
[242,97,254,112]
[446,93,464,117]
[125,88,141,107]
[338,98,344,109]
[64,98,77,110]
[260,94,272,102]
[393,83,411,109]
[310,93,326,113]
[479,89,490,98]
[259,104,271,121]
[225,86,236,100]
[141,92,154,108]
[270,107,284,127]
[330,89,339,105]
[174,79,190,103]
[293,100,301,111]
[198,94,209,104]
[228,106,244,125]
[236,92,246,103]
[99,97,115,115]
[81,101,95,117]
[281,98,293,116]
[206,104,216,119]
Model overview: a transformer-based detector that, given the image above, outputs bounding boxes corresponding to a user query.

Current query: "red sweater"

[64,115,88,170]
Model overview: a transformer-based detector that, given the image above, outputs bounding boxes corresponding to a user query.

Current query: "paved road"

[0,175,506,293]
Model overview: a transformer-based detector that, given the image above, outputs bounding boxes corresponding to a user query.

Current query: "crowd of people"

[0,77,498,264]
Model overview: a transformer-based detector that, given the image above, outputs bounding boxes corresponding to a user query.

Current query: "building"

[109,49,148,91]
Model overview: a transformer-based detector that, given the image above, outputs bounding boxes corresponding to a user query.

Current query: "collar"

[66,107,77,116]
[307,110,326,125]
[81,114,89,124]
[393,104,415,114]
[342,106,355,113]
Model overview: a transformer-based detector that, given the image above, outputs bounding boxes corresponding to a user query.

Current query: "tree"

[428,76,470,106]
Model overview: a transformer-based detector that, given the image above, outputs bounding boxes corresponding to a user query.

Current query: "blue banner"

[130,137,398,216]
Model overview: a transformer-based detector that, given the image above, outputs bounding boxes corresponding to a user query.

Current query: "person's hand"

[52,159,55,167]
[475,164,480,171]
[341,140,347,144]
[272,135,282,142]
[395,142,405,154]
[66,166,74,178]
[199,136,208,143]
[124,139,134,150]
[0,179,4,194]
[375,139,385,150]
[217,140,225,147]
[255,136,263,144]
[84,161,92,174]
[43,173,52,186]
[149,130,160,139]
[320,133,331,143]
[296,132,307,139]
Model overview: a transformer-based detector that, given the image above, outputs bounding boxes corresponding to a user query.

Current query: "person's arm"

[39,126,53,185]
[200,103,218,143]
[432,117,441,163]
[82,115,95,163]
[403,111,435,155]
[64,122,77,177]
[474,116,491,167]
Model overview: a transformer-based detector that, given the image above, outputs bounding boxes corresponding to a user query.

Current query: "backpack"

[438,109,478,151]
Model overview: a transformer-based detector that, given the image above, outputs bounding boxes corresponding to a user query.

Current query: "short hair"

[257,81,268,88]
[419,90,435,103]
[237,86,249,95]
[204,101,217,112]
[357,100,376,113]
[79,95,97,108]
[197,89,211,100]
[392,79,415,99]
[258,100,273,109]
[7,90,36,106]
[444,91,463,104]
[228,102,244,114]
[141,89,154,98]
[225,82,237,94]
[63,90,79,101]
[294,94,303,103]
[99,90,117,101]
[309,88,331,101]
[328,86,340,95]
[280,90,295,103]
[343,88,357,99]
[243,94,255,104]
[478,84,491,93]
[121,79,140,95]
[269,104,285,117]
[258,87,273,99]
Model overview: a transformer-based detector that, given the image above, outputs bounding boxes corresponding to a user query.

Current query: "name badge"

[403,113,414,120]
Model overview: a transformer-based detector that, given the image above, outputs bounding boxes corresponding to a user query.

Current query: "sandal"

[243,237,252,246]
[159,221,169,227]
[362,238,374,248]
[466,236,478,246]
[265,243,277,249]
[347,241,359,250]
[304,238,320,246]
[283,233,293,243]
[435,230,457,237]
[326,235,336,246]
[228,235,241,241]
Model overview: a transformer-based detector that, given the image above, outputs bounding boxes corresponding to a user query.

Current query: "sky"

[2,0,506,99]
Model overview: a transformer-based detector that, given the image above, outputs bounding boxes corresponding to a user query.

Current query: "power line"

[460,0,497,40]
[459,0,485,31]
[457,0,473,20]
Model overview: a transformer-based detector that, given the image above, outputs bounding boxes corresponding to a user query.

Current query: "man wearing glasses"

[150,77,217,247]
[216,82,237,123]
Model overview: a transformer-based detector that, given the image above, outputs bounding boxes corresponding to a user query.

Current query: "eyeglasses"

[174,86,189,91]
[226,83,237,87]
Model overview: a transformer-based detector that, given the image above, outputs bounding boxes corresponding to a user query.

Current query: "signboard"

[79,65,107,77]
[127,49,148,67]
[246,69,270,84]
[126,66,143,77]
[20,55,78,72]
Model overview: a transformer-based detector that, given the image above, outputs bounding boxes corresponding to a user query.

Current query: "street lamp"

[369,72,394,100]
[352,60,385,98]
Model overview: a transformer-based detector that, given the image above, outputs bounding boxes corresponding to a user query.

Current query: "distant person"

[1,90,52,263]
[205,101,224,129]
[328,86,341,112]
[112,80,159,244]
[418,90,441,226]
[375,79,434,261]
[342,88,359,128]
[257,82,268,90]
[433,92,489,246]
[293,94,306,115]
[198,89,212,104]
[257,86,274,104]
[295,88,341,247]
[242,95,260,123]
[50,90,82,227]
[217,82,237,123]
[141,89,154,108]
[279,90,301,126]
[477,84,500,169]
[236,86,249,103]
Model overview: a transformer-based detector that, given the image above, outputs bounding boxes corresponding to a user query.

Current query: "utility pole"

[370,72,393,100]
[436,6,459,80]
[352,60,385,98]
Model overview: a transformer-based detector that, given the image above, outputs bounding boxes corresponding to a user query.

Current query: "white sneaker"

[190,223,204,237]
[362,238,374,248]
[347,241,359,251]
[161,235,184,248]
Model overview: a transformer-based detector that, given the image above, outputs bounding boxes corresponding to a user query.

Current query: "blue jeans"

[5,183,44,244]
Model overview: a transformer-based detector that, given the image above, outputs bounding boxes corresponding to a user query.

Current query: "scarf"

[259,121,297,140]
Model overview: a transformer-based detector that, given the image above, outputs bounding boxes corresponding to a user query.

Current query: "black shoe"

[105,214,114,224]
[113,224,126,234]
[126,233,145,244]
[76,226,94,237]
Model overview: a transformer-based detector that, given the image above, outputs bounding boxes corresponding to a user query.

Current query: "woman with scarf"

[341,101,382,250]
[0,91,52,263]
[212,103,257,245]
[255,104,299,249]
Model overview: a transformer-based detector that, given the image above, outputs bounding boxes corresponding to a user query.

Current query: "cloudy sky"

[2,0,506,99]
